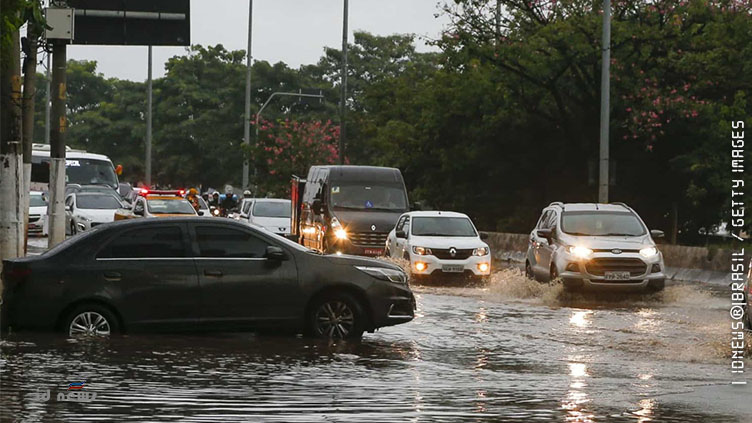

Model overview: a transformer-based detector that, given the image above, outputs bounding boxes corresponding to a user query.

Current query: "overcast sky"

[61,0,451,81]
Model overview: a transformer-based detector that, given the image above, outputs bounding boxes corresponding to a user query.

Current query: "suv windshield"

[329,184,407,211]
[253,201,291,218]
[77,195,122,210]
[561,211,646,236]
[65,159,119,189]
[30,194,46,207]
[412,217,477,237]
[147,199,197,215]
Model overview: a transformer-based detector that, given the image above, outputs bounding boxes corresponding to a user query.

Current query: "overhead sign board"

[67,0,190,46]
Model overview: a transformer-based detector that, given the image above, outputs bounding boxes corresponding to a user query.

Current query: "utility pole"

[48,38,67,247]
[45,52,51,144]
[598,0,611,203]
[338,0,349,165]
[242,0,253,191]
[145,45,153,186]
[22,28,42,254]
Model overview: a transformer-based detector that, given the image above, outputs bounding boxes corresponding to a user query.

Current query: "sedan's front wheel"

[64,304,119,337]
[308,293,365,339]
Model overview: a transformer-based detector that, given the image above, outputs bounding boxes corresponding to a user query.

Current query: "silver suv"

[525,202,666,291]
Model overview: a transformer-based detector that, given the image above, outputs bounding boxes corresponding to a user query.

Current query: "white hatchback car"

[385,211,491,279]
[246,198,292,236]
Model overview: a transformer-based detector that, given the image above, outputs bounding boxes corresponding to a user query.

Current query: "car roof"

[552,203,631,212]
[404,211,469,218]
[251,198,290,203]
[100,216,252,230]
[74,191,119,197]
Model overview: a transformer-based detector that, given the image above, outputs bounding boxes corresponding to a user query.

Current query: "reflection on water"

[1,279,747,422]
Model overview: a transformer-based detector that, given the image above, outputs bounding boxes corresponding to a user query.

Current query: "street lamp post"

[339,0,349,165]
[242,0,253,190]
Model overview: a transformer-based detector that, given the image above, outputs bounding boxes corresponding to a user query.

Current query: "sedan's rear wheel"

[64,304,119,337]
[308,293,365,339]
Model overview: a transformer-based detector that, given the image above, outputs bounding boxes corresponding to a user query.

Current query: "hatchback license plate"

[363,248,383,256]
[442,265,464,273]
[604,271,630,280]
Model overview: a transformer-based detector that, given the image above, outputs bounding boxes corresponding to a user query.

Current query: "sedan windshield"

[147,199,197,215]
[77,195,122,210]
[329,184,407,211]
[412,217,477,237]
[561,212,646,236]
[253,201,291,218]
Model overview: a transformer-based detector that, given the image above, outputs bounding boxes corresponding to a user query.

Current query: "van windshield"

[561,212,646,236]
[329,184,408,211]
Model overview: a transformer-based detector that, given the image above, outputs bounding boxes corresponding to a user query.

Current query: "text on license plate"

[442,265,464,273]
[604,271,631,280]
[364,248,384,256]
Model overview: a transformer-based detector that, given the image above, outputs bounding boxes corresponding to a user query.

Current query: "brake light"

[179,189,185,196]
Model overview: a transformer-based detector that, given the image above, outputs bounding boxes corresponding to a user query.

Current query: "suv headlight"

[567,245,593,259]
[355,266,407,284]
[472,247,489,256]
[412,246,432,255]
[639,246,658,258]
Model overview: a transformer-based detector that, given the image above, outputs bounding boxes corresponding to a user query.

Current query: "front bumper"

[409,253,491,277]
[368,284,416,329]
[555,251,665,290]
[327,234,386,257]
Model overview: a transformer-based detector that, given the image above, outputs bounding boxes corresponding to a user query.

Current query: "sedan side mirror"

[479,232,489,240]
[265,246,289,261]
[650,229,665,239]
[395,230,406,239]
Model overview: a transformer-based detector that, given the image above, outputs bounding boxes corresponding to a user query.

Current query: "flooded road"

[1,269,750,422]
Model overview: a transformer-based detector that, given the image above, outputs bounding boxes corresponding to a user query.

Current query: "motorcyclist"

[243,190,252,199]
[221,189,238,211]
[209,192,220,208]
[186,188,201,212]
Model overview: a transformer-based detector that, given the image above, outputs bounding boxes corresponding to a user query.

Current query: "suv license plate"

[442,265,464,273]
[604,271,631,280]
[363,248,383,256]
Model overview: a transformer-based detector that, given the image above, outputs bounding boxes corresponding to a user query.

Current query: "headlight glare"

[334,228,348,240]
[355,266,407,284]
[412,246,432,255]
[568,245,593,259]
[639,246,658,258]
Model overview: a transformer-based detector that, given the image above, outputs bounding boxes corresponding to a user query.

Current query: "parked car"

[385,211,491,280]
[114,190,197,220]
[28,191,48,236]
[1,218,415,339]
[65,192,124,235]
[526,202,666,291]
[246,198,292,236]
[292,166,410,256]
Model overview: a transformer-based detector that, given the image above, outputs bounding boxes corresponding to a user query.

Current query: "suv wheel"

[64,304,119,337]
[525,261,535,280]
[307,293,365,339]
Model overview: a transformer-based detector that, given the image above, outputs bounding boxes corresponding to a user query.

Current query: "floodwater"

[1,268,750,422]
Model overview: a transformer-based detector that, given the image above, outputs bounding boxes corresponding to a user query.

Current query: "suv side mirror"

[479,232,489,240]
[396,230,406,239]
[650,229,665,239]
[265,245,289,261]
[536,228,553,243]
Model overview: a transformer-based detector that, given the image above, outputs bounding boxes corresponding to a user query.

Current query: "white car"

[28,191,48,235]
[385,211,491,280]
[246,198,292,236]
[65,192,124,235]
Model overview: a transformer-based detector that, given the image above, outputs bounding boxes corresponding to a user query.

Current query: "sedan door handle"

[204,269,223,277]
[103,271,121,281]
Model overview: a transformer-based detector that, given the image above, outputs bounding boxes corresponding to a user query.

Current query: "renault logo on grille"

[449,247,457,257]
[371,225,376,231]
[611,249,622,254]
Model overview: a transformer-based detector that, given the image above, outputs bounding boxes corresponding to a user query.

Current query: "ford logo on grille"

[449,247,457,257]
[611,249,622,254]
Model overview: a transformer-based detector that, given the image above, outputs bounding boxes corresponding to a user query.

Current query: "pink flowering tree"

[249,118,342,195]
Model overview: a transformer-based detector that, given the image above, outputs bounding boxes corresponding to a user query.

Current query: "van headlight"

[331,217,347,239]
[567,245,593,259]
[355,266,407,284]
[472,247,489,256]
[412,246,432,255]
[639,246,658,258]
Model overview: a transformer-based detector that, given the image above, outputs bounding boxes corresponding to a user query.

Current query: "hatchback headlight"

[567,245,593,259]
[473,247,489,256]
[355,266,407,284]
[639,246,658,258]
[412,246,432,255]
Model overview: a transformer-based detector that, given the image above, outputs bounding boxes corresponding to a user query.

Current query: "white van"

[30,144,120,194]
